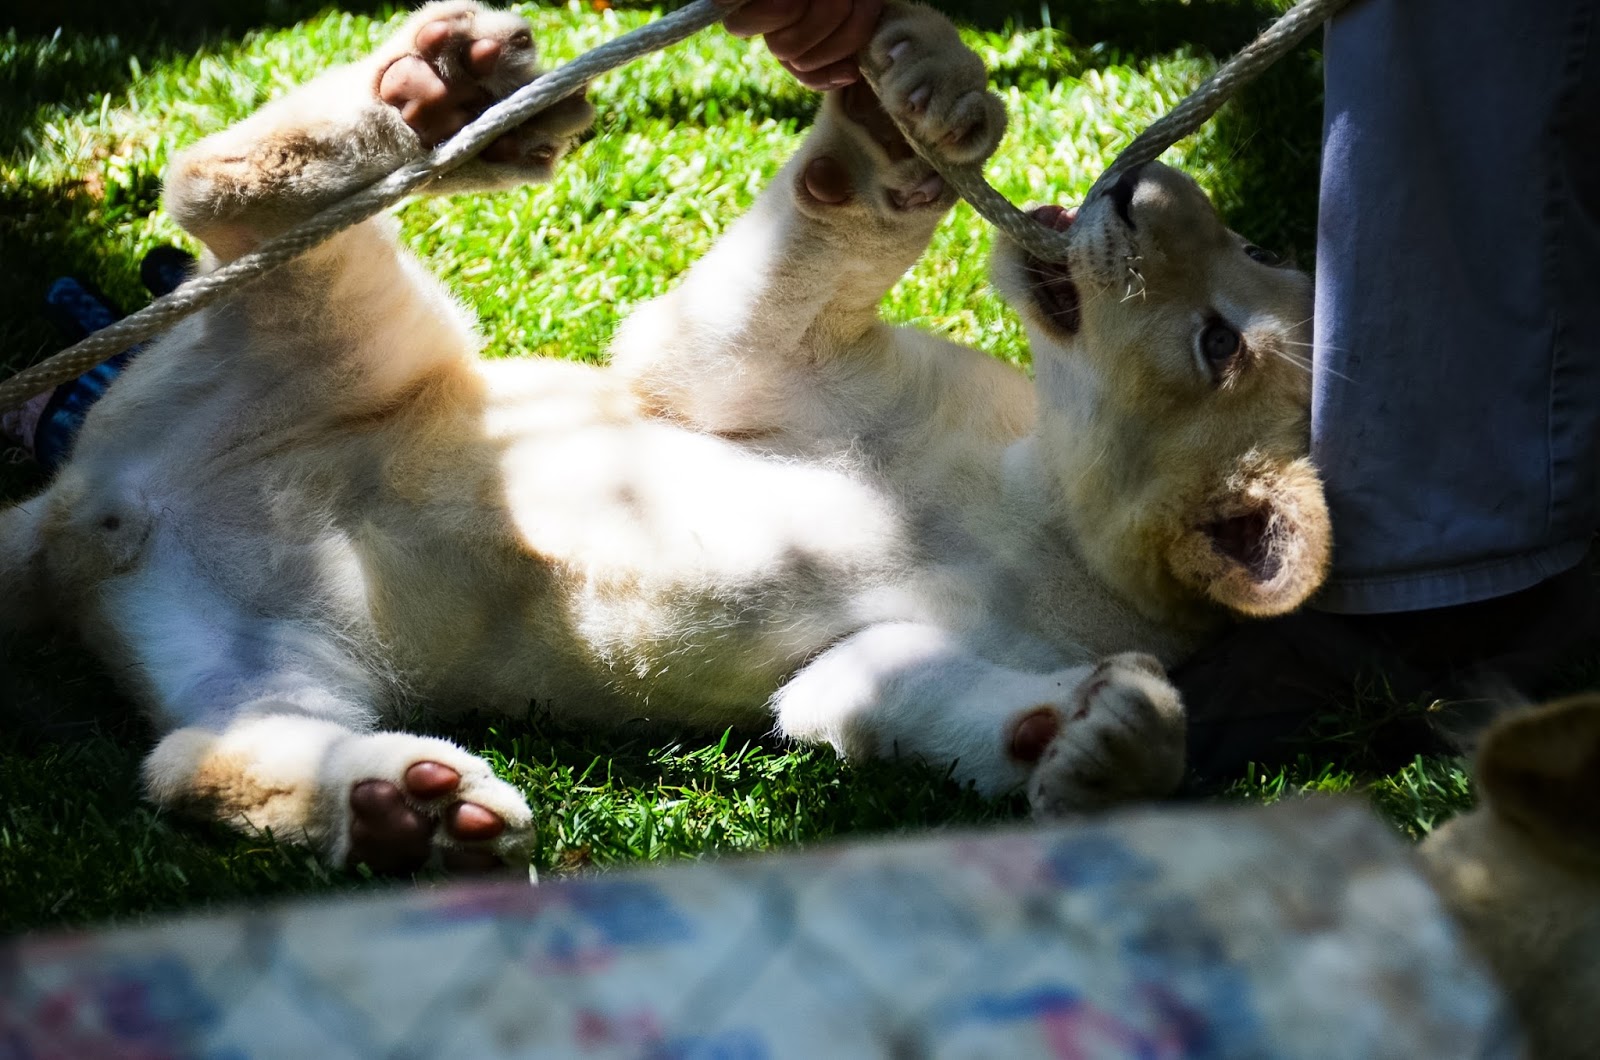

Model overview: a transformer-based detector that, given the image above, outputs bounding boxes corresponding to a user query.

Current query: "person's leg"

[1314,0,1600,613]
[1181,0,1600,779]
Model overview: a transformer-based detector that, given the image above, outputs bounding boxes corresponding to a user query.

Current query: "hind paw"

[375,2,592,172]
[379,3,537,146]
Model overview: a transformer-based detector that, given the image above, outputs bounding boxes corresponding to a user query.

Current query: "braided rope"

[861,0,1353,264]
[1,0,1350,414]
[0,0,751,413]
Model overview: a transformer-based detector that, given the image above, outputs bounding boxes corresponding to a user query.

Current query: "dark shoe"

[1177,554,1600,785]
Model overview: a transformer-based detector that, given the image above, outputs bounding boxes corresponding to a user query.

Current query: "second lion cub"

[0,3,1328,871]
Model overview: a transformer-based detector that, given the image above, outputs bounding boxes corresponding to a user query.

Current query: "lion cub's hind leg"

[165,0,592,260]
[145,3,597,403]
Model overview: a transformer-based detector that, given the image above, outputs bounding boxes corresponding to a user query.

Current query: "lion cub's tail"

[0,496,47,631]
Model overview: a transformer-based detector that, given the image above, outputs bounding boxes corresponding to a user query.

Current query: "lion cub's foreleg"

[119,554,536,873]
[146,715,536,873]
[774,624,1187,814]
[165,0,593,261]
[611,1,1005,435]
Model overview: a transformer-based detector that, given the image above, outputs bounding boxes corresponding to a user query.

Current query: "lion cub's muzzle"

[1021,203,1082,334]
[1011,163,1154,337]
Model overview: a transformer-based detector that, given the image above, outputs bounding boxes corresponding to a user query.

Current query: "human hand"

[715,0,885,90]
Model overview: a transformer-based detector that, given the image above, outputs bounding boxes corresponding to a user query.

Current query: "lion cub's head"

[993,161,1327,627]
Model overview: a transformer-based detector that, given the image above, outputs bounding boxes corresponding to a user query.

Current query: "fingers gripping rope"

[0,0,1354,414]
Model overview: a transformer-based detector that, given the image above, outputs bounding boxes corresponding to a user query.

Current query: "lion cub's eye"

[1242,243,1285,267]
[1200,320,1242,372]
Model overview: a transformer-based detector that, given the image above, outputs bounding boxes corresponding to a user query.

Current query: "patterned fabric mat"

[1,798,1517,1058]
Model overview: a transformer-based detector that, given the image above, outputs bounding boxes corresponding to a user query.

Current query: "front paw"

[803,4,1004,216]
[861,3,1006,167]
[1018,652,1187,815]
[328,731,538,874]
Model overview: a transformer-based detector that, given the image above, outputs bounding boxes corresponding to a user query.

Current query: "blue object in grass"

[32,248,191,473]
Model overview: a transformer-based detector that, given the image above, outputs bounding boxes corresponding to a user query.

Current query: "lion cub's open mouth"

[1023,204,1081,334]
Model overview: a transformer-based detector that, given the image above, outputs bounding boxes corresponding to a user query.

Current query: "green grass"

[0,0,1467,936]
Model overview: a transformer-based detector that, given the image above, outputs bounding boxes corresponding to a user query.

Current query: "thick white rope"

[1,0,1352,413]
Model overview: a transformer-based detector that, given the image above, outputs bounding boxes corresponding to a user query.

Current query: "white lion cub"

[0,2,1328,872]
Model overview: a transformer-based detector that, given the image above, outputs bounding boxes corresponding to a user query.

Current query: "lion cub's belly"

[391,360,914,722]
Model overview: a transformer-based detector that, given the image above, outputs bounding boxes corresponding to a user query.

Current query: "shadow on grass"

[0,179,175,380]
[935,0,1290,55]
[1,1,401,153]
[2,1,394,379]
[0,708,370,935]
[0,632,1015,935]
[1202,42,1323,263]
[2,0,395,36]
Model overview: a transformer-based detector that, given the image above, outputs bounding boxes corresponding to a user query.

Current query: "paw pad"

[1010,707,1062,764]
[1025,657,1187,816]
[802,155,854,205]
[376,9,567,154]
[346,760,512,875]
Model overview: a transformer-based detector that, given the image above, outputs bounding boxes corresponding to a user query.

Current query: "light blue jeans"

[1313,0,1600,613]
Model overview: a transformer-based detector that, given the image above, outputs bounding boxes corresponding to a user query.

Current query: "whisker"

[1281,339,1348,355]
[1267,349,1313,377]
[1284,351,1355,383]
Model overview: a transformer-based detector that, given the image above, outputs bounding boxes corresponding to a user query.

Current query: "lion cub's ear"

[1475,695,1600,867]
[1166,456,1331,618]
